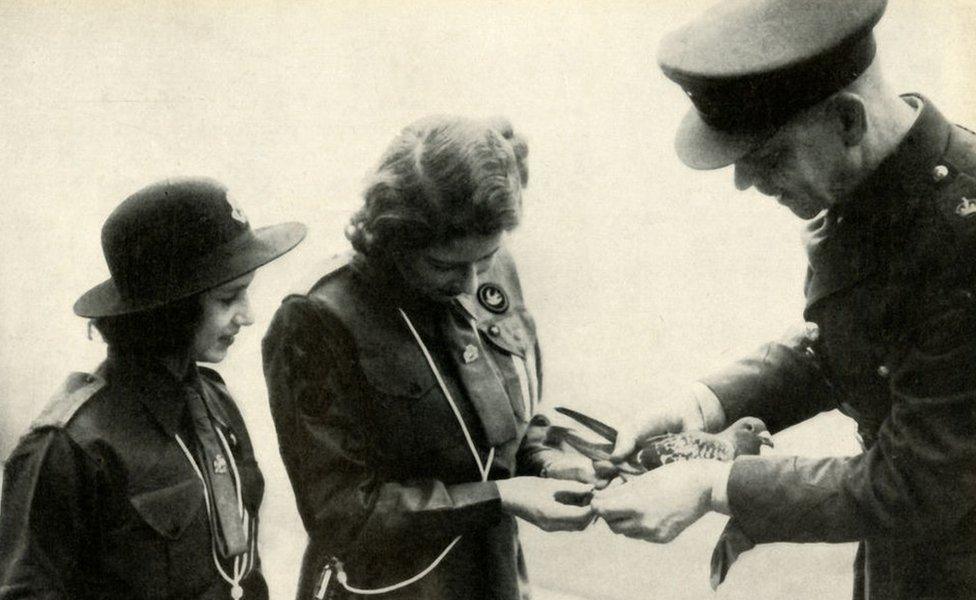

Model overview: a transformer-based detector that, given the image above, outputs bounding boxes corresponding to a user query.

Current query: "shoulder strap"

[30,363,108,431]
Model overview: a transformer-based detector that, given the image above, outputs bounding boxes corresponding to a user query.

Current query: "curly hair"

[347,115,529,255]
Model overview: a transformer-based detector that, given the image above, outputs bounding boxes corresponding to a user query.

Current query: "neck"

[849,62,918,176]
[863,95,917,172]
[158,353,194,380]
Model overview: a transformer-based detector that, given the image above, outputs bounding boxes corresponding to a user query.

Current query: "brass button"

[932,165,949,182]
[877,365,890,378]
[488,325,501,336]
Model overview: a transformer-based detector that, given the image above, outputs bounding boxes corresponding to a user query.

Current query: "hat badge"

[226,194,248,225]
[955,197,976,218]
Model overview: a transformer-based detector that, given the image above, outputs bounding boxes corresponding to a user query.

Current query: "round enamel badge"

[477,283,508,314]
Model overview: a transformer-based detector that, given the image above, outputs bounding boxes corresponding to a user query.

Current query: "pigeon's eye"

[744,422,754,431]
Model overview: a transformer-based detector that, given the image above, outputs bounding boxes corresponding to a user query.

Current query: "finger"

[591,477,613,490]
[592,460,618,480]
[553,489,593,506]
[609,428,637,461]
[604,515,641,536]
[590,496,636,520]
[548,480,594,494]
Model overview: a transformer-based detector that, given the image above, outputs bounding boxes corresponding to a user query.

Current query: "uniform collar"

[804,95,953,309]
[839,94,952,225]
[106,351,199,437]
[349,251,447,317]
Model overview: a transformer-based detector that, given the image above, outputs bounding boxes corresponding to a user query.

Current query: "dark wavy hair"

[91,294,203,357]
[347,115,529,255]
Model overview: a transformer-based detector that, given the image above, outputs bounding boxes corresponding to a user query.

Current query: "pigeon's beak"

[758,431,775,448]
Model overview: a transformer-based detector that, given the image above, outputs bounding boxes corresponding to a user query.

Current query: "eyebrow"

[426,246,500,267]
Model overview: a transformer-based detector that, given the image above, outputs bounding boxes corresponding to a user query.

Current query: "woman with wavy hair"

[264,116,595,600]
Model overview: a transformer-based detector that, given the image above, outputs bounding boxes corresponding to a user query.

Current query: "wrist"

[691,382,726,432]
[707,461,733,515]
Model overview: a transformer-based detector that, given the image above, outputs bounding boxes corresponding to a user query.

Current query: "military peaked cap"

[658,0,887,170]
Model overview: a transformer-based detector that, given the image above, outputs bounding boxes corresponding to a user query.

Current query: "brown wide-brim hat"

[74,178,307,318]
[658,0,887,170]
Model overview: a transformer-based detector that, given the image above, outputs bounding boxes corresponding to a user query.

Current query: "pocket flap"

[129,477,204,540]
[480,312,532,358]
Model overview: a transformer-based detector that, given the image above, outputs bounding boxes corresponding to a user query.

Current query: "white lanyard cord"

[319,307,495,597]
[175,431,255,596]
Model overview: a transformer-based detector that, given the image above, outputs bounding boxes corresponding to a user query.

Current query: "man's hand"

[496,477,595,532]
[590,460,731,543]
[610,383,726,462]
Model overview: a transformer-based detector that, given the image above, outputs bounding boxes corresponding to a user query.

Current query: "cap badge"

[212,454,228,474]
[462,344,480,364]
[226,194,248,225]
[477,283,509,314]
[955,197,976,218]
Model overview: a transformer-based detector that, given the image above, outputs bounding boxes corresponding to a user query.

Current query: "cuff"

[692,381,726,432]
[709,461,733,515]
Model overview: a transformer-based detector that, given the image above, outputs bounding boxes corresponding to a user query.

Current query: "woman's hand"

[541,450,603,485]
[495,477,595,532]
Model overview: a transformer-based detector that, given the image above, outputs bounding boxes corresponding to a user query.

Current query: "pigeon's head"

[728,417,774,456]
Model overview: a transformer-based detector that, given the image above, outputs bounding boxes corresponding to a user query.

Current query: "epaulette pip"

[29,365,107,432]
[932,164,976,239]
[288,251,353,297]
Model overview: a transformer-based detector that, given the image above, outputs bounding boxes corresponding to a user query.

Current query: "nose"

[233,296,255,327]
[733,163,754,191]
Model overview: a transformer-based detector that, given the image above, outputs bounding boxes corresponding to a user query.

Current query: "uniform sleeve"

[261,297,505,556]
[0,429,100,599]
[725,299,976,543]
[699,322,835,433]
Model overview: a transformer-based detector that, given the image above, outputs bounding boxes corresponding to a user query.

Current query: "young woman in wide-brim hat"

[0,178,305,600]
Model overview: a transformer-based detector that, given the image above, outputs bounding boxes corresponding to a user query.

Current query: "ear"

[828,92,867,147]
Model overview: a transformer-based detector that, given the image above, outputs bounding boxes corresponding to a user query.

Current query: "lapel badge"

[477,283,509,314]
[462,344,480,363]
[212,454,229,475]
[955,197,976,218]
[226,194,249,225]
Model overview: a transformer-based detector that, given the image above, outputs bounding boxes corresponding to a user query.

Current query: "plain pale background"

[1,1,974,598]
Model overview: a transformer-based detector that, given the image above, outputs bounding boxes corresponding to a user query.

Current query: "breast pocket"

[359,353,468,458]
[479,309,540,419]
[111,475,212,598]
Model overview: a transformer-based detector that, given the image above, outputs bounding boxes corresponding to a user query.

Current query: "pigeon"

[547,406,773,481]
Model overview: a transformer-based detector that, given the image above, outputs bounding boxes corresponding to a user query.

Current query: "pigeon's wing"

[554,407,618,444]
[544,425,614,461]
[651,432,736,464]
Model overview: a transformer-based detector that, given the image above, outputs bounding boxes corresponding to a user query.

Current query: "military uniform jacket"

[702,96,976,599]
[262,249,552,600]
[0,355,268,600]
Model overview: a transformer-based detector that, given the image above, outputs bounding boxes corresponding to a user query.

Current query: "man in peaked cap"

[590,0,976,598]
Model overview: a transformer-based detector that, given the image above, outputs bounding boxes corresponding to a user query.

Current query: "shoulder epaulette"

[931,125,976,238]
[29,365,107,431]
[288,251,354,297]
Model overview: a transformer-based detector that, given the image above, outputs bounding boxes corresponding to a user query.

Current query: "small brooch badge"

[477,283,509,314]
[213,454,228,474]
[462,344,480,364]
[226,194,249,225]
[955,197,976,218]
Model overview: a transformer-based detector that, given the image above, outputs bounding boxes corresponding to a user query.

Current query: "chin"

[196,349,228,364]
